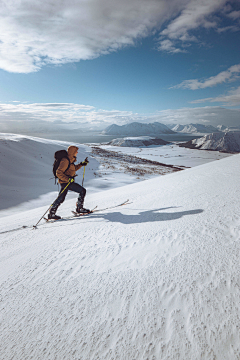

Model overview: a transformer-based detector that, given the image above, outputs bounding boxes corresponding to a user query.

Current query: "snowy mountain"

[169,123,219,133]
[217,125,240,132]
[217,124,228,131]
[102,122,174,135]
[106,136,169,147]
[179,131,240,153]
[1,154,240,359]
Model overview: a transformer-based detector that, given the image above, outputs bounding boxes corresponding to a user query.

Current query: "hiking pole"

[81,157,88,187]
[82,166,86,186]
[33,178,74,229]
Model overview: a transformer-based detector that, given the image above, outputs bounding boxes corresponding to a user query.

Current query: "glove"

[68,176,75,183]
[81,157,89,166]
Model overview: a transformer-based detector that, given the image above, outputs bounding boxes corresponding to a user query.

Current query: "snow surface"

[106,137,169,147]
[99,143,231,167]
[1,153,240,359]
[0,133,99,212]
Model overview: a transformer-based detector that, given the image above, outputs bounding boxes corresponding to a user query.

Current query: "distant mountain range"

[167,123,240,134]
[102,122,174,135]
[106,136,169,147]
[167,123,220,133]
[179,131,240,153]
[103,122,240,137]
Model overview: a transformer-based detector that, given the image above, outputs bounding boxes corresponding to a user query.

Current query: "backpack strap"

[54,157,71,184]
[65,158,71,173]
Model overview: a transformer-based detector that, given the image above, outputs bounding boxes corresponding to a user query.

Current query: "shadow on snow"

[97,207,204,225]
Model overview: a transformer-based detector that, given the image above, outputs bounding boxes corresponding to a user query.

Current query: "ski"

[43,200,130,223]
[71,199,130,216]
[91,199,130,213]
[43,206,98,223]
[1,200,131,231]
[71,206,98,217]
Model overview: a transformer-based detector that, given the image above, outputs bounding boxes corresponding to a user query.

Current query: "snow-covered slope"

[179,131,240,153]
[170,123,219,133]
[107,136,169,147]
[102,122,174,135]
[1,133,230,216]
[1,155,240,359]
[0,133,98,210]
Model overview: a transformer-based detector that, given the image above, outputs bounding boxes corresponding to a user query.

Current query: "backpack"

[53,150,70,183]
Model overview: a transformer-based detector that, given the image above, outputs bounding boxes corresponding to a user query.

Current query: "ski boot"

[48,207,61,220]
[76,203,90,214]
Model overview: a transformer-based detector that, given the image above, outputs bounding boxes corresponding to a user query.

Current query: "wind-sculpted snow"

[1,154,240,359]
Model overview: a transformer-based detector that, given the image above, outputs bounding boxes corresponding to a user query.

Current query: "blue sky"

[0,0,240,131]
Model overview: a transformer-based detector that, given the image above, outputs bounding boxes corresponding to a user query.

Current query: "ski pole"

[82,166,86,186]
[33,178,74,229]
[81,157,88,186]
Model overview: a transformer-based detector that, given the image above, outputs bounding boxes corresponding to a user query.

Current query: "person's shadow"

[89,206,204,225]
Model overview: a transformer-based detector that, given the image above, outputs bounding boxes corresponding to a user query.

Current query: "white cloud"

[158,0,239,53]
[0,102,239,131]
[171,64,240,90]
[0,0,238,73]
[157,39,185,53]
[227,10,240,20]
[0,0,172,73]
[216,25,239,33]
[155,106,240,127]
[0,102,142,130]
[190,86,240,105]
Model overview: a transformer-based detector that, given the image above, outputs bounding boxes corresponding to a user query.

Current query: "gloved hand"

[69,176,75,183]
[81,157,89,166]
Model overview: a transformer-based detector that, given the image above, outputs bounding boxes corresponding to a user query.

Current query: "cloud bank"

[0,0,239,73]
[156,106,240,127]
[190,85,240,105]
[171,64,240,90]
[0,102,239,133]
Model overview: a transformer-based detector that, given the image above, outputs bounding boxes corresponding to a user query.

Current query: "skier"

[48,145,89,220]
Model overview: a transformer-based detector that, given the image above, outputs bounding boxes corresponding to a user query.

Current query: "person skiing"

[48,145,89,220]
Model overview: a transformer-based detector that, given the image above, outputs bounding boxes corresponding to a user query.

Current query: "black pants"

[52,182,86,210]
